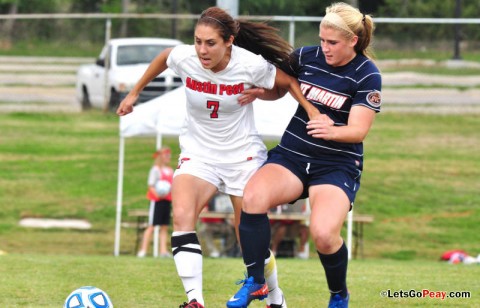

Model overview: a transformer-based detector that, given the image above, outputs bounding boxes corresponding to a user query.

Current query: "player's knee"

[243,188,269,213]
[172,204,195,230]
[242,190,256,211]
[311,229,338,253]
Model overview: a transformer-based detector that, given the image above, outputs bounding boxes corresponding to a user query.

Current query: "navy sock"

[239,210,271,284]
[318,241,349,298]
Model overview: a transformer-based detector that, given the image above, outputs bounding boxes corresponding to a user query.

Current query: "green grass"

[0,254,478,307]
[380,67,480,76]
[0,111,479,307]
[375,50,464,61]
[1,38,480,62]
[0,111,479,260]
[384,85,480,91]
[0,40,103,58]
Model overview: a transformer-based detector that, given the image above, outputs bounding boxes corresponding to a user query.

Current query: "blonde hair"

[320,2,375,59]
[153,146,171,165]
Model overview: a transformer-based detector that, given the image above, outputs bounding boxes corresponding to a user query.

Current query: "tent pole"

[153,133,163,257]
[114,136,125,256]
[346,210,353,260]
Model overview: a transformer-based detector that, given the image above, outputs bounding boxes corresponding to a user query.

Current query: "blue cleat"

[226,276,268,308]
[328,294,349,308]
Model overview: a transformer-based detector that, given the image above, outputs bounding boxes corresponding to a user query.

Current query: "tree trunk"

[120,0,130,37]
[0,2,18,48]
[347,0,359,8]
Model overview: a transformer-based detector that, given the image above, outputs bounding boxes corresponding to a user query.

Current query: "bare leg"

[159,225,169,255]
[171,174,217,306]
[309,184,350,300]
[138,225,154,257]
[270,222,287,256]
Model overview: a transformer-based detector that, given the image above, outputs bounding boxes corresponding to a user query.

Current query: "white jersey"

[167,44,276,164]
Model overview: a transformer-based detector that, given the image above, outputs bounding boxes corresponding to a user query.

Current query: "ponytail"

[198,7,292,67]
[234,20,292,67]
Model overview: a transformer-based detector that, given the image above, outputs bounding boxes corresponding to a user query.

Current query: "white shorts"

[174,156,266,196]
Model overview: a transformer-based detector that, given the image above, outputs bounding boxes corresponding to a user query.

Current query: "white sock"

[265,250,283,305]
[172,231,204,306]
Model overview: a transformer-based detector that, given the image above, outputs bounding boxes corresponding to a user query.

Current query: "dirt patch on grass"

[19,218,91,229]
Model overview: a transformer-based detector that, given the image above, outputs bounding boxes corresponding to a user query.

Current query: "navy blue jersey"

[278,46,382,167]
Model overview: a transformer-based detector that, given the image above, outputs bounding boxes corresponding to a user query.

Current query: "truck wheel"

[81,86,92,110]
[109,89,120,111]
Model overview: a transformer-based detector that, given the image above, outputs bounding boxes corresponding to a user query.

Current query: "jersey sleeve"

[166,45,190,76]
[352,62,382,113]
[247,54,277,90]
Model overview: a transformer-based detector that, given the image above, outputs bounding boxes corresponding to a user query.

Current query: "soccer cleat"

[226,276,268,308]
[266,296,287,308]
[266,287,287,308]
[328,294,349,308]
[179,299,204,308]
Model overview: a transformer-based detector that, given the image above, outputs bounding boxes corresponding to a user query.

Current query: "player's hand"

[306,116,335,140]
[116,93,138,116]
[238,87,265,106]
[306,109,334,124]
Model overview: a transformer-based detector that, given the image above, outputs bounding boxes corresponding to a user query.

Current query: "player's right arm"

[238,51,296,105]
[238,85,287,103]
[116,48,173,116]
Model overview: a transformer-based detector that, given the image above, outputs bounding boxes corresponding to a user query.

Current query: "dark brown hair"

[197,7,292,67]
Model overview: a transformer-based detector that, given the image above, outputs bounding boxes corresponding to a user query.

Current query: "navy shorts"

[149,200,172,226]
[266,147,362,205]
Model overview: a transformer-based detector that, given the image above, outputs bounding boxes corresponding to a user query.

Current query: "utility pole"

[171,0,177,39]
[216,0,238,17]
[453,0,462,60]
[120,0,129,37]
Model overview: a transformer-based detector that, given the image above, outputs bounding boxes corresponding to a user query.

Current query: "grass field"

[0,254,478,307]
[1,111,479,259]
[0,111,479,306]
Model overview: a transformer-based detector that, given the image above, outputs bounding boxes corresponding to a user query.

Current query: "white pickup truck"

[75,37,183,110]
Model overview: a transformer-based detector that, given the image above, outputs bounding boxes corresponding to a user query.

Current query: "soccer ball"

[155,180,171,197]
[64,286,113,308]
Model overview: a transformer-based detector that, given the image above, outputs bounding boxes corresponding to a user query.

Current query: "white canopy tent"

[114,86,354,259]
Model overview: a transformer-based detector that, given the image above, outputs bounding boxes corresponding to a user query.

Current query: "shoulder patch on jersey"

[366,90,382,107]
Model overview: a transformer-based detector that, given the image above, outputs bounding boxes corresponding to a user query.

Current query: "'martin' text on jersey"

[301,83,348,109]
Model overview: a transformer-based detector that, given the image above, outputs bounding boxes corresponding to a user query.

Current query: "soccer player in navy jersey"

[228,2,382,308]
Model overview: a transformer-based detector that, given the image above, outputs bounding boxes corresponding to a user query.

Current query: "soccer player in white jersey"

[229,2,382,308]
[117,6,328,308]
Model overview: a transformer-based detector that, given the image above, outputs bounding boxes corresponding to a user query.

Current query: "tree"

[0,0,18,47]
[120,0,130,37]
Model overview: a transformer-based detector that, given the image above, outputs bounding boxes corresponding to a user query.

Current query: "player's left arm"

[237,85,287,105]
[239,68,327,122]
[307,105,376,143]
[239,51,299,105]
[275,68,334,123]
